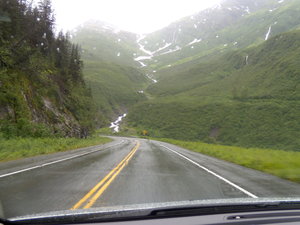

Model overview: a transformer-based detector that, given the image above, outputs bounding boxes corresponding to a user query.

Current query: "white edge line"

[160,144,258,199]
[0,140,126,178]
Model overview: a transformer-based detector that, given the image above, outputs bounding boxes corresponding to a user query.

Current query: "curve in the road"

[0,140,125,179]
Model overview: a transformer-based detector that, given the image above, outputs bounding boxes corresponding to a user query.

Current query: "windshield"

[0,0,300,221]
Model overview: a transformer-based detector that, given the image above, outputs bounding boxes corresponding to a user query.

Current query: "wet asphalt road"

[1,137,300,218]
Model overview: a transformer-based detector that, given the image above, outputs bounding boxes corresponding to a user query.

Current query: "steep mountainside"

[148,30,300,99]
[68,0,300,149]
[72,22,148,124]
[72,21,141,67]
[135,0,300,72]
[128,30,300,150]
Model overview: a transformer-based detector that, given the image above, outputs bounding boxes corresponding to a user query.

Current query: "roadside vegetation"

[0,136,111,162]
[157,138,300,183]
[0,0,96,138]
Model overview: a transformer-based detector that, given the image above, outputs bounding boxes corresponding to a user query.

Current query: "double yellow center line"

[71,141,140,210]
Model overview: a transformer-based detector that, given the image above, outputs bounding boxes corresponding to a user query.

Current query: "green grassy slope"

[149,30,300,99]
[72,23,148,125]
[83,60,147,125]
[127,30,300,151]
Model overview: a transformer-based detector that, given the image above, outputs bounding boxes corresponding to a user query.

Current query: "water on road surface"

[1,137,300,218]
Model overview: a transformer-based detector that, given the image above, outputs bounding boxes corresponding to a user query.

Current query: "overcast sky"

[50,0,221,34]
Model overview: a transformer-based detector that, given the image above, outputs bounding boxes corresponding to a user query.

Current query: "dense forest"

[0,0,96,138]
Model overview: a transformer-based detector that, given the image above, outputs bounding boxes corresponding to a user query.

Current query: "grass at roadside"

[0,136,112,162]
[157,138,300,183]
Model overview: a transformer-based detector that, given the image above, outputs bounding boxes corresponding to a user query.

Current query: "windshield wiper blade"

[0,217,15,225]
[150,201,299,218]
[6,199,300,225]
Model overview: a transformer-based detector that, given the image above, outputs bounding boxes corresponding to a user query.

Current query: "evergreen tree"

[0,0,96,138]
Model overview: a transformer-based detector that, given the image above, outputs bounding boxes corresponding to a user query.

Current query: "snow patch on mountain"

[135,35,175,66]
[187,38,202,46]
[102,25,113,31]
[265,26,272,40]
[135,35,153,67]
[269,8,278,12]
[136,60,146,67]
[212,3,222,10]
[245,6,250,14]
[138,44,152,56]
[146,74,157,83]
[152,43,173,54]
[136,35,152,56]
[134,56,152,61]
[159,46,182,56]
